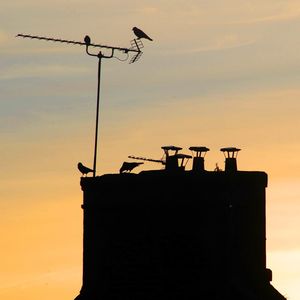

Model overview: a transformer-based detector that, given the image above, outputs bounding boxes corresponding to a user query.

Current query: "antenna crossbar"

[128,155,165,165]
[17,33,140,53]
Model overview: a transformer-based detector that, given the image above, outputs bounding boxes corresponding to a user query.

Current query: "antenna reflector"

[129,51,143,64]
[130,39,144,51]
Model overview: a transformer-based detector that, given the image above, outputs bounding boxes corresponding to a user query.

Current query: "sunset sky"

[1,1,300,299]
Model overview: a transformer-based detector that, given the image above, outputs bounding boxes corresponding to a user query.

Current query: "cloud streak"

[0,63,90,80]
[161,35,257,55]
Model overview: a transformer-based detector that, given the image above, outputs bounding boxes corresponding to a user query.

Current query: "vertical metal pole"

[93,53,102,177]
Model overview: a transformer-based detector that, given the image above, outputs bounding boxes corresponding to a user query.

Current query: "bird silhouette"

[84,35,91,45]
[132,27,153,41]
[120,162,144,173]
[78,162,93,176]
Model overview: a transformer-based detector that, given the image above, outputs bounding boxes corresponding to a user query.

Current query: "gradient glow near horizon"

[1,1,300,299]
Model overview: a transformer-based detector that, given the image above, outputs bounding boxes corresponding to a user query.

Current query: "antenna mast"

[17,33,145,176]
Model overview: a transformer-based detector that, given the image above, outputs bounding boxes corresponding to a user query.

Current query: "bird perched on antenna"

[78,162,93,176]
[132,27,153,41]
[120,162,144,173]
[84,35,91,45]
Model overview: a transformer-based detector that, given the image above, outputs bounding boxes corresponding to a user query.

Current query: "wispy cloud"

[186,35,257,53]
[228,9,300,25]
[0,64,90,80]
[219,2,300,25]
[160,34,257,55]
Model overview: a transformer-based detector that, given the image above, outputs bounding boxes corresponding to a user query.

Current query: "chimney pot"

[189,146,210,172]
[220,147,241,172]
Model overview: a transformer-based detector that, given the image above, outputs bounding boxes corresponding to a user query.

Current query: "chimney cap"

[161,145,182,151]
[220,147,241,159]
[220,147,241,153]
[189,146,210,152]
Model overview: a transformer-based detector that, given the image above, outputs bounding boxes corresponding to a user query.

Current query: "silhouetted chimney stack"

[75,143,286,300]
[220,147,241,172]
[189,146,210,172]
[161,145,182,171]
[161,146,191,172]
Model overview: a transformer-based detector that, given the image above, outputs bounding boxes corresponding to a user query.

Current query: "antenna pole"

[86,45,114,177]
[93,53,102,177]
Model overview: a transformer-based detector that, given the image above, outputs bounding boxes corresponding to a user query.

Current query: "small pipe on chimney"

[220,147,241,172]
[189,146,210,172]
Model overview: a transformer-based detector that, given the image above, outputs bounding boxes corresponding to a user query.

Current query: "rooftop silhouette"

[74,146,286,300]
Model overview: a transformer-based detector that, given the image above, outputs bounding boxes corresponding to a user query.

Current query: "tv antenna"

[17,33,145,177]
[128,155,166,166]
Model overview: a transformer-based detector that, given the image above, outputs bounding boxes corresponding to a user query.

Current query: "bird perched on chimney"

[120,162,144,173]
[132,27,153,41]
[78,162,93,176]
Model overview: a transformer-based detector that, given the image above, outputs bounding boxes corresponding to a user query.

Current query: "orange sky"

[1,1,300,299]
